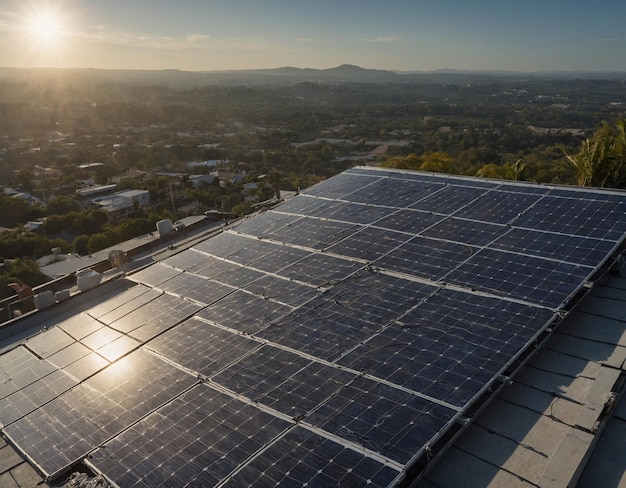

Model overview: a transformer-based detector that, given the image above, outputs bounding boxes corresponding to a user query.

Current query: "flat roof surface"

[1,167,625,487]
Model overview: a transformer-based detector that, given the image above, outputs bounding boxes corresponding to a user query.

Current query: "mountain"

[0,65,623,88]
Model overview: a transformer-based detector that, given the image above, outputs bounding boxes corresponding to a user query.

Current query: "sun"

[26,9,65,48]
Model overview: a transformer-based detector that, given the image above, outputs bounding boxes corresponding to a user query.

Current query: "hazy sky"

[1,0,625,72]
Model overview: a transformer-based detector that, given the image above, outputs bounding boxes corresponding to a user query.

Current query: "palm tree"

[561,119,626,188]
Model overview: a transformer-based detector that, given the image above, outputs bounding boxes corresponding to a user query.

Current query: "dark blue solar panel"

[0,347,56,400]
[90,288,162,325]
[410,185,487,214]
[244,274,320,307]
[213,345,356,419]
[231,210,300,237]
[422,217,508,247]
[196,290,293,334]
[146,318,259,376]
[26,328,75,359]
[306,376,457,465]
[309,200,394,224]
[259,271,436,361]
[88,385,290,488]
[304,171,378,199]
[158,272,234,305]
[338,289,555,407]
[445,248,591,309]
[343,177,441,207]
[375,209,444,234]
[326,227,411,261]
[513,196,626,240]
[5,167,626,487]
[454,190,542,224]
[245,244,311,273]
[490,228,617,267]
[0,369,78,426]
[274,195,332,216]
[193,232,252,258]
[222,427,402,488]
[375,237,477,281]
[277,252,364,287]
[269,216,359,250]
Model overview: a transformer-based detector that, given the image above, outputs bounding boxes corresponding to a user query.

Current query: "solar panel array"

[2,167,626,487]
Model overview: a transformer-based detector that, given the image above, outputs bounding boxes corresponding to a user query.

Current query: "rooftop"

[1,167,625,487]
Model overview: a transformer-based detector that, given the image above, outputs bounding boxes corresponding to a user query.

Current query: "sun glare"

[28,11,62,46]
[26,9,65,48]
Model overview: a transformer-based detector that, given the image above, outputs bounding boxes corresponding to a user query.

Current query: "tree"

[561,119,626,188]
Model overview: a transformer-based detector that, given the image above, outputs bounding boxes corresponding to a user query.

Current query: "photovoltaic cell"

[0,347,55,404]
[306,376,457,465]
[88,385,290,488]
[338,289,555,407]
[162,248,213,271]
[245,244,311,273]
[375,209,444,234]
[4,349,197,479]
[193,232,253,259]
[259,271,435,361]
[326,226,411,261]
[445,248,591,309]
[243,274,320,307]
[231,210,300,237]
[128,262,182,287]
[106,293,203,341]
[188,255,242,280]
[146,318,259,376]
[273,195,332,216]
[269,216,359,250]
[422,217,508,247]
[303,171,377,199]
[513,195,626,240]
[343,177,441,208]
[490,228,617,267]
[375,237,477,281]
[0,369,78,426]
[277,252,364,287]
[454,190,542,224]
[25,328,75,359]
[223,427,402,488]
[84,284,156,320]
[157,272,232,305]
[309,200,394,224]
[196,290,293,335]
[410,185,487,214]
[213,345,356,419]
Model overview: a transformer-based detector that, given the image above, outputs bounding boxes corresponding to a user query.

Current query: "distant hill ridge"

[0,64,624,87]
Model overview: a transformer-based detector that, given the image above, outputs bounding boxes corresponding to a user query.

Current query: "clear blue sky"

[1,0,625,71]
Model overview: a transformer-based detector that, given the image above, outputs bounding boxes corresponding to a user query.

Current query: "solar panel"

[3,166,626,487]
[145,318,259,376]
[4,349,198,479]
[223,427,403,488]
[410,184,487,214]
[445,248,592,309]
[212,345,356,418]
[268,216,359,250]
[196,290,293,335]
[88,385,290,488]
[422,217,507,246]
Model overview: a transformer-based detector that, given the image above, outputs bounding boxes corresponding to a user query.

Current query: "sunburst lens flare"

[28,12,62,45]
